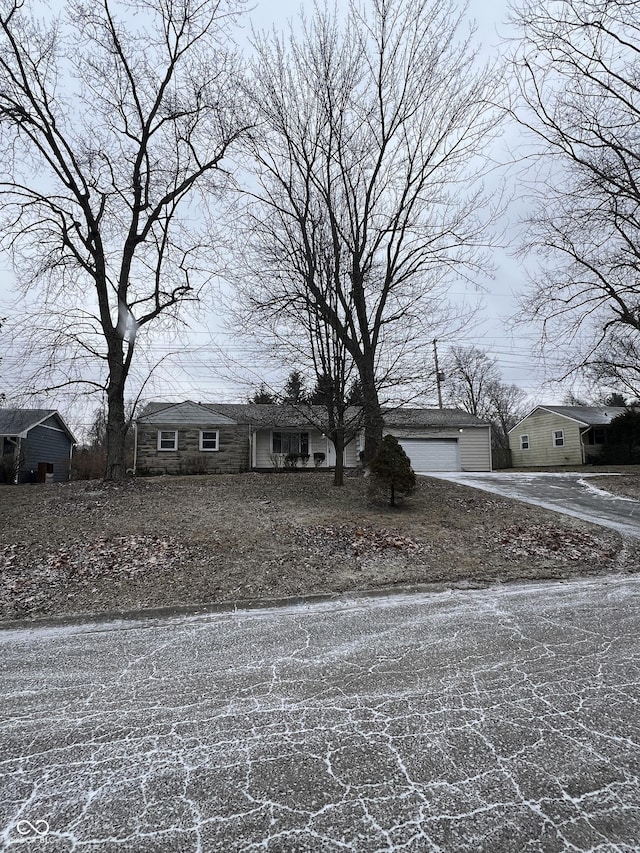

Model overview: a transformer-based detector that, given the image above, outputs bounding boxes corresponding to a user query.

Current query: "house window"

[199,430,219,451]
[157,430,178,451]
[520,434,530,450]
[272,431,309,455]
[553,429,564,447]
[587,427,606,445]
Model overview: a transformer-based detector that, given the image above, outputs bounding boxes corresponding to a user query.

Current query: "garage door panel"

[397,438,460,472]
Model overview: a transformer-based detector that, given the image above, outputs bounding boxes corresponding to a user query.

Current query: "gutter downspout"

[580,427,588,465]
[249,425,257,471]
[15,436,22,483]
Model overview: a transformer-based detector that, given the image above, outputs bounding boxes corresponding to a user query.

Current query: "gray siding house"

[135,401,492,474]
[508,405,626,467]
[0,409,76,483]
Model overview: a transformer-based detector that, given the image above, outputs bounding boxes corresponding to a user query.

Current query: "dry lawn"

[1,471,639,624]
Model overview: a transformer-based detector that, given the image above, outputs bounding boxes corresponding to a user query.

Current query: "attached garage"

[384,408,492,472]
[397,437,460,472]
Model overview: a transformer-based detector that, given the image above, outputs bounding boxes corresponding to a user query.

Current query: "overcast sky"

[0,0,563,430]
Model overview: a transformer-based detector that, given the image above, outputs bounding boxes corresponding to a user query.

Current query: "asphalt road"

[2,577,640,851]
[427,472,640,538]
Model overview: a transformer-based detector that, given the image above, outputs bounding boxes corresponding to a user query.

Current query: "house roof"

[509,405,628,432]
[137,401,240,425]
[137,401,489,429]
[138,401,357,428]
[0,409,77,441]
[382,407,488,428]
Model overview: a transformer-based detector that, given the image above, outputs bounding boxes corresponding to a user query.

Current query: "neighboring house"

[134,401,492,474]
[0,409,76,483]
[508,406,627,467]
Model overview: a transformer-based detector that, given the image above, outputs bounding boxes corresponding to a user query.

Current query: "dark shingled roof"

[381,407,488,428]
[0,409,76,440]
[539,406,627,426]
[138,401,489,429]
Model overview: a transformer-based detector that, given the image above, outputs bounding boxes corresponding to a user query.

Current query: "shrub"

[0,452,19,484]
[605,408,640,463]
[71,447,107,480]
[369,435,416,507]
[284,453,300,469]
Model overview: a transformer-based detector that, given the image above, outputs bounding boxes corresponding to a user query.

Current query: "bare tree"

[584,330,640,402]
[510,0,640,385]
[0,0,248,479]
[444,345,527,447]
[487,380,528,449]
[235,0,503,464]
[445,346,500,419]
[301,284,363,487]
[241,250,364,486]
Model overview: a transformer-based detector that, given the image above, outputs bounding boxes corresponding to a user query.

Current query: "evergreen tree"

[282,370,308,404]
[249,385,276,404]
[602,392,627,407]
[370,435,416,507]
[608,409,640,463]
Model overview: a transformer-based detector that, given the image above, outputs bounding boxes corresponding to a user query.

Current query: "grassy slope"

[1,472,638,623]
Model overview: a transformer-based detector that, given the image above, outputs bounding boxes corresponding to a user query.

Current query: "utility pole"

[433,339,444,409]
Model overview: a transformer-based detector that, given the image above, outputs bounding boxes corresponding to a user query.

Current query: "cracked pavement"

[2,576,640,851]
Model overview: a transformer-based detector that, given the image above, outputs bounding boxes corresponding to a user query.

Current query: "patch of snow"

[578,477,638,503]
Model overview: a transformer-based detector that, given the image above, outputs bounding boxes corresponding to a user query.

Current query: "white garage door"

[397,438,460,472]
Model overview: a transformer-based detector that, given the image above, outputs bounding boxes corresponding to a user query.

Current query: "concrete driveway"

[2,577,640,851]
[427,472,640,538]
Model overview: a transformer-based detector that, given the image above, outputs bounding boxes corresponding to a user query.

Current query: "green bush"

[369,435,416,507]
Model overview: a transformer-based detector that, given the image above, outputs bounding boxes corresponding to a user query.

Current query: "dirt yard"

[1,471,639,624]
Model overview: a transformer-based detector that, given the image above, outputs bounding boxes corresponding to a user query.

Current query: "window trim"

[520,434,530,450]
[553,429,565,447]
[199,429,219,452]
[157,430,178,451]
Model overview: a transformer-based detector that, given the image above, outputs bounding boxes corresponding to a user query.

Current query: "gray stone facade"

[135,423,251,475]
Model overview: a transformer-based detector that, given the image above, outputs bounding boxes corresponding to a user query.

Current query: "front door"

[325,437,335,467]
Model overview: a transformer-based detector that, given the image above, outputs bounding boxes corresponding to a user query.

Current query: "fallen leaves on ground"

[299,523,429,558]
[0,536,191,615]
[496,525,618,563]
[0,473,637,622]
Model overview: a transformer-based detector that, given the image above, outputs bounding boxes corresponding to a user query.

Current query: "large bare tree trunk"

[105,391,127,481]
[332,428,345,487]
[104,340,128,481]
[360,361,383,466]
